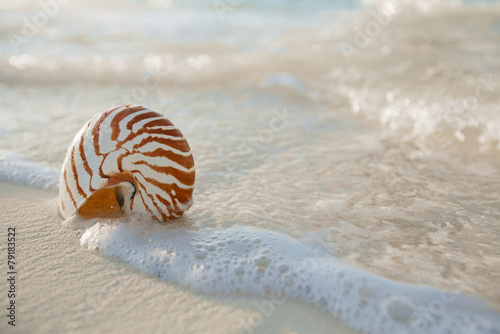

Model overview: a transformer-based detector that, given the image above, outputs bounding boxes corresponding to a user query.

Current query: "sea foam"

[2,154,499,333]
[0,151,59,190]
[81,217,500,334]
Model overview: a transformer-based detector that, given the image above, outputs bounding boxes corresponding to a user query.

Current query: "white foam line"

[81,219,500,334]
[0,151,59,191]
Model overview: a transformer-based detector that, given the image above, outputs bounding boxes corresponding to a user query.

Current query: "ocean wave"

[80,217,500,334]
[0,151,59,190]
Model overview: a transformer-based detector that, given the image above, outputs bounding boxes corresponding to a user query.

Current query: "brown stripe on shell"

[142,118,174,128]
[134,126,183,138]
[70,146,87,198]
[91,105,125,156]
[132,170,189,220]
[91,113,107,159]
[132,173,166,219]
[170,182,194,205]
[118,128,184,152]
[64,166,78,209]
[80,113,100,191]
[92,106,122,155]
[126,111,161,131]
[117,152,125,173]
[98,153,110,179]
[137,173,194,206]
[140,148,194,169]
[110,106,147,141]
[78,131,95,192]
[132,136,192,153]
[107,109,181,152]
[132,160,195,186]
[136,188,154,216]
[155,194,180,218]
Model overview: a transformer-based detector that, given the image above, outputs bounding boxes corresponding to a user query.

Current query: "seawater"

[1,0,500,333]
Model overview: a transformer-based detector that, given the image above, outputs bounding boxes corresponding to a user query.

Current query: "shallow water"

[1,0,500,333]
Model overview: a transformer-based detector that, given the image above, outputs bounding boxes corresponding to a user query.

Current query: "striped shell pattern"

[59,105,195,221]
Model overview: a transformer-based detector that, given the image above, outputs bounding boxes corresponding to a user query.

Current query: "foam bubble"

[0,150,59,190]
[80,217,500,334]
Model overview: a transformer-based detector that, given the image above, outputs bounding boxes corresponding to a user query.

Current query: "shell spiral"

[59,105,195,221]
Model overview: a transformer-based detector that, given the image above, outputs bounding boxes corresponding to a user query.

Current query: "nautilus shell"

[59,105,195,221]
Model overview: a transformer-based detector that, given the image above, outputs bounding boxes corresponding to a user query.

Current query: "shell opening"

[78,182,136,219]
